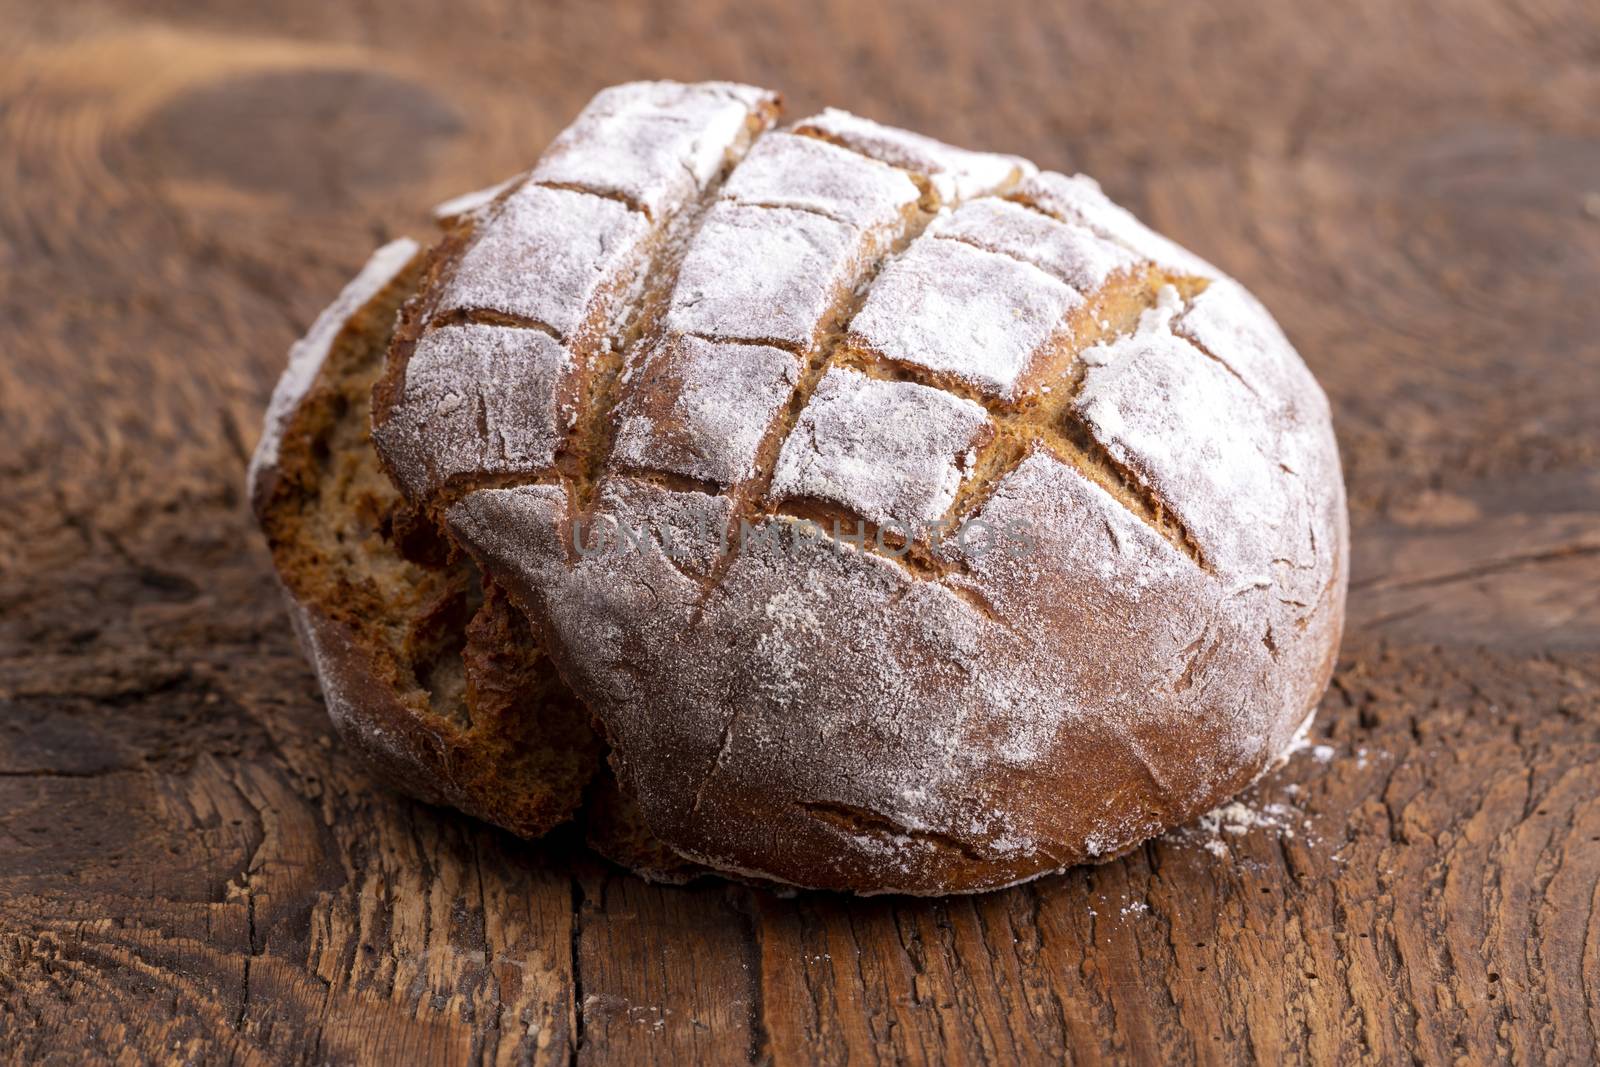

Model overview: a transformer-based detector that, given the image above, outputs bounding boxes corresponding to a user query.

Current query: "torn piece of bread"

[250,239,604,840]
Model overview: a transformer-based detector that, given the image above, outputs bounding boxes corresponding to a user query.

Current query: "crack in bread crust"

[689,197,943,603]
[837,262,1214,567]
[428,305,565,341]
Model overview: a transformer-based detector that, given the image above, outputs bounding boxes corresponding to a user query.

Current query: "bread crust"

[279,583,461,813]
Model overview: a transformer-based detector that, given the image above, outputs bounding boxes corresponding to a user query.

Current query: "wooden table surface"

[3,1,1598,1063]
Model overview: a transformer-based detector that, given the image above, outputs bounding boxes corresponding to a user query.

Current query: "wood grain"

[2,1,1598,1063]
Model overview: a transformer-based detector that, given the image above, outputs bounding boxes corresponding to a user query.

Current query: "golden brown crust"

[583,768,709,885]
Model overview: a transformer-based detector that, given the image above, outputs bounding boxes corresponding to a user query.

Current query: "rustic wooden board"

[2,1,1598,1063]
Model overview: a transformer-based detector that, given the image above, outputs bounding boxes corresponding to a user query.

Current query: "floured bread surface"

[767,367,993,528]
[361,81,1348,895]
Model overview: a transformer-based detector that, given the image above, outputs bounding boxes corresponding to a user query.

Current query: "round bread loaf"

[260,80,1346,895]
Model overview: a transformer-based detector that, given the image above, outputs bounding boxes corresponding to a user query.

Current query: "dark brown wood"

[2,1,1597,1063]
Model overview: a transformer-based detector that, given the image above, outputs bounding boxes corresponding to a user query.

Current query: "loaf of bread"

[253,81,1346,895]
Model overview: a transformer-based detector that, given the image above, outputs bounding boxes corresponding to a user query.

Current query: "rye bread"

[356,82,1347,894]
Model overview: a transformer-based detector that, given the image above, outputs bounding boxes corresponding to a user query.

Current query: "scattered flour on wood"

[1174,794,1321,858]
